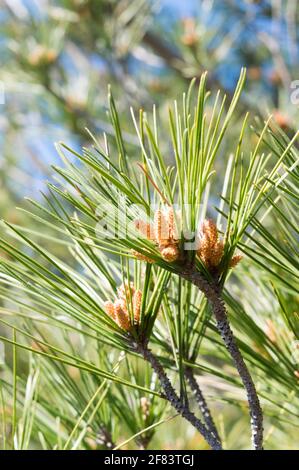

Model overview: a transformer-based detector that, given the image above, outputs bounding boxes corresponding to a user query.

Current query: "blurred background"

[0,0,298,223]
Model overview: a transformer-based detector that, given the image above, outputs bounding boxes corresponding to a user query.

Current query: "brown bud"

[181,17,198,46]
[134,219,155,240]
[248,66,261,81]
[104,301,116,320]
[160,244,180,262]
[197,219,241,272]
[272,110,290,130]
[114,300,131,331]
[28,45,57,66]
[229,254,242,268]
[210,240,224,267]
[133,290,142,324]
[202,219,218,245]
[154,209,170,245]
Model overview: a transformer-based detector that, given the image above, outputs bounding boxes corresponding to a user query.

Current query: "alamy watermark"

[290,80,299,105]
[95,199,205,251]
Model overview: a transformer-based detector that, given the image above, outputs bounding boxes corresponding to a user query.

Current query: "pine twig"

[96,424,115,450]
[185,367,221,445]
[180,270,263,450]
[135,342,222,450]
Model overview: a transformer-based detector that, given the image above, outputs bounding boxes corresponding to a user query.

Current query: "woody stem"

[180,270,263,450]
[135,341,222,450]
[185,366,221,444]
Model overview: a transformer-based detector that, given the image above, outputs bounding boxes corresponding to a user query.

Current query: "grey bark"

[180,270,263,450]
[185,366,221,444]
[136,342,222,450]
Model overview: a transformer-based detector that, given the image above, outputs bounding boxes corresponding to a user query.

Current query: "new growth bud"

[197,219,242,272]
[104,283,142,331]
[133,207,180,263]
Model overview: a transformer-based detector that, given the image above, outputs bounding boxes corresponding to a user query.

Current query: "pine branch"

[135,341,222,450]
[185,367,221,445]
[180,269,264,450]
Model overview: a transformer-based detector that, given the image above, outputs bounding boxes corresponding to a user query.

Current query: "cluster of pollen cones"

[197,219,242,270]
[104,283,142,331]
[132,208,242,271]
[132,207,180,263]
